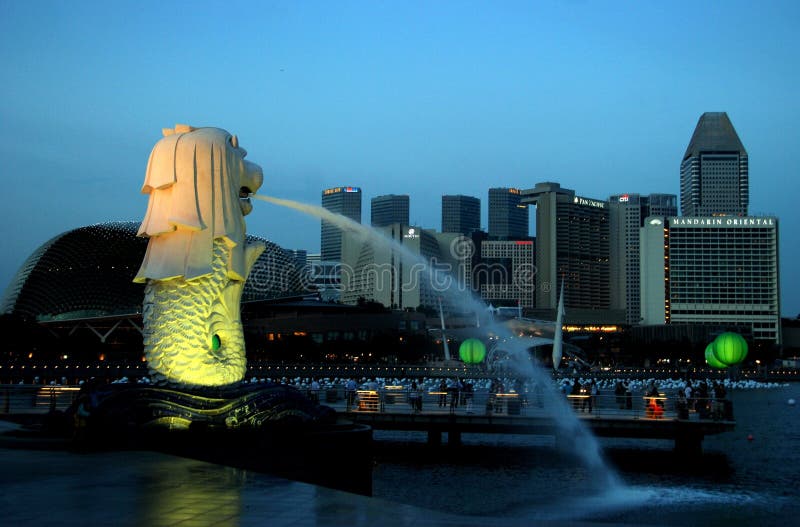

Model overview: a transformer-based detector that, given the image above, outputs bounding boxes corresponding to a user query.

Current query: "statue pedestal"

[70,382,373,495]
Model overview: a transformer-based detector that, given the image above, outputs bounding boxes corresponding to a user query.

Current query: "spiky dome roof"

[1,222,304,321]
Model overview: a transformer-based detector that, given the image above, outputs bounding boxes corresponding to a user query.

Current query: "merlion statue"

[134,125,265,386]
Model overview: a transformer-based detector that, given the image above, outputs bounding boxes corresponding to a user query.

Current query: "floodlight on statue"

[134,125,265,387]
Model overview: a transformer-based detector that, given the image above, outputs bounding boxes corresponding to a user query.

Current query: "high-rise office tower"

[371,194,409,227]
[441,195,480,236]
[608,193,677,324]
[521,182,611,316]
[321,186,362,262]
[680,112,748,216]
[488,188,528,239]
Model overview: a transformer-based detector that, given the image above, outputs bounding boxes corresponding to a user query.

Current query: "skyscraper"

[680,112,748,216]
[371,194,409,227]
[521,182,614,321]
[321,186,362,262]
[488,188,528,239]
[608,193,677,324]
[441,195,480,236]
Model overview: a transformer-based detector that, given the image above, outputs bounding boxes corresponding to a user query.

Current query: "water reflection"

[136,458,245,526]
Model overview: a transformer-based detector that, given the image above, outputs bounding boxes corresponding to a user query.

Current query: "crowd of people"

[292,375,734,420]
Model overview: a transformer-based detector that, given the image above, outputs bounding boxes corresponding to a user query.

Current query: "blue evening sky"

[1,1,799,315]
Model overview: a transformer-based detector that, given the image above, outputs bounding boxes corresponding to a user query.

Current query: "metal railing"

[1,385,80,415]
[0,383,733,423]
[329,388,733,421]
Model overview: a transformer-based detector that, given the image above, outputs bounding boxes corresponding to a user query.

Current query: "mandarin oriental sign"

[671,217,775,227]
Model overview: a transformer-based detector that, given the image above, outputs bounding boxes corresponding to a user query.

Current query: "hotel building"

[522,182,619,323]
[640,216,780,343]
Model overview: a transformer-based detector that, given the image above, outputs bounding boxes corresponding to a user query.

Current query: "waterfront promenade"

[1,381,734,454]
[329,388,734,453]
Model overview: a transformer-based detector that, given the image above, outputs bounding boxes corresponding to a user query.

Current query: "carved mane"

[134,126,261,283]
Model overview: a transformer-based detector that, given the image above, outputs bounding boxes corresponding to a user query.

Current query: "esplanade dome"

[1,222,305,321]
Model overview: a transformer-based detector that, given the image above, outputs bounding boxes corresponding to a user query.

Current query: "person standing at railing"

[449,377,462,410]
[463,381,474,414]
[438,379,447,407]
[580,381,590,412]
[622,380,633,410]
[409,381,422,413]
[309,378,320,404]
[676,388,689,419]
[712,381,727,420]
[589,379,598,414]
[570,378,582,411]
[614,381,625,409]
[345,378,357,410]
[695,381,710,419]
[486,379,498,414]
[684,382,694,413]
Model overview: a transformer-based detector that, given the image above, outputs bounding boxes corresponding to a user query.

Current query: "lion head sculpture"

[134,125,263,283]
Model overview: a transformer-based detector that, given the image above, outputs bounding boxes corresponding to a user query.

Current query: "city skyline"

[1,2,799,316]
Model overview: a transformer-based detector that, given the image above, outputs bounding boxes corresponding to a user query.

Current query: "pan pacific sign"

[573,196,606,209]
[670,217,775,227]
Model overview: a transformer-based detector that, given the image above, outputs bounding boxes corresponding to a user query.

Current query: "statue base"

[68,382,373,495]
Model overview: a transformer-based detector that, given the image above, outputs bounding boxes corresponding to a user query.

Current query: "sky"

[1,0,799,315]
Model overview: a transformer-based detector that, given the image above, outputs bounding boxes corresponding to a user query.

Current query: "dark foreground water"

[372,386,800,526]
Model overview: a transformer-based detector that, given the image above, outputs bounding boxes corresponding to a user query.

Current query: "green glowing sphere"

[712,332,748,366]
[705,342,728,369]
[459,338,486,364]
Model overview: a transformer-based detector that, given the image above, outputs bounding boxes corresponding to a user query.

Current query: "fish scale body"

[142,241,246,386]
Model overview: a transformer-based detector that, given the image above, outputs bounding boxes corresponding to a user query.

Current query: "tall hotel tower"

[680,112,748,216]
[521,182,611,318]
[371,194,409,227]
[321,186,362,262]
[488,188,528,239]
[441,195,481,236]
